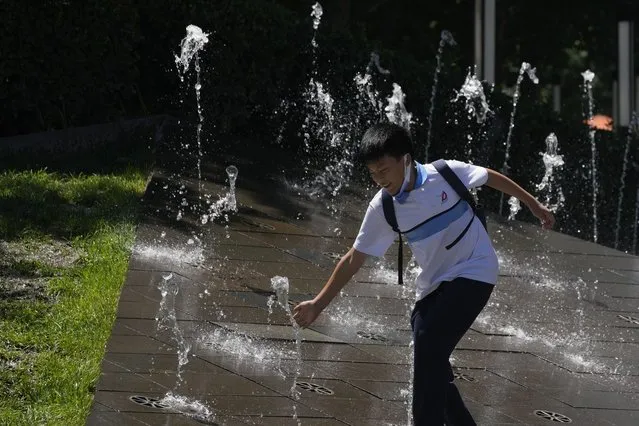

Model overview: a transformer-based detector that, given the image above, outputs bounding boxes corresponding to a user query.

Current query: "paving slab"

[88,165,639,425]
[213,323,344,343]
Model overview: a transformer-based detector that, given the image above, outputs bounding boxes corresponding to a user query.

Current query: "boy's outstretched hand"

[292,300,321,328]
[529,201,555,230]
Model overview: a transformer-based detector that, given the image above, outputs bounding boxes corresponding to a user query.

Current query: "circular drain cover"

[453,372,476,382]
[617,314,639,325]
[323,252,342,260]
[129,395,170,409]
[534,410,572,423]
[296,381,334,395]
[240,218,276,231]
[357,331,388,342]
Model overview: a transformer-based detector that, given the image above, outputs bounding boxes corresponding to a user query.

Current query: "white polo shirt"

[353,160,499,301]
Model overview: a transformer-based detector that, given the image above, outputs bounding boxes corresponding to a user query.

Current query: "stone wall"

[0,115,177,158]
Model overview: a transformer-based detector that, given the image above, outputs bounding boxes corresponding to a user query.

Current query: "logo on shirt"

[441,191,448,204]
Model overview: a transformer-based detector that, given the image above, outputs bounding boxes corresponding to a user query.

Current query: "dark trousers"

[411,277,494,426]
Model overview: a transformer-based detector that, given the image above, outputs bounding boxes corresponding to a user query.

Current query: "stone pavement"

[87,159,639,425]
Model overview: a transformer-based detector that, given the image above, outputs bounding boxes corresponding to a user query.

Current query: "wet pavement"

[87,158,639,425]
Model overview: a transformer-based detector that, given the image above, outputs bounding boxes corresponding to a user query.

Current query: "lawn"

[0,168,149,425]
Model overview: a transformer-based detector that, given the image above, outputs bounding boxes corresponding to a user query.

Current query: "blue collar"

[414,162,428,188]
[394,162,428,203]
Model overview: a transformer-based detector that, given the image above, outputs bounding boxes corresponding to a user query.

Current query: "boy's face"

[366,154,409,196]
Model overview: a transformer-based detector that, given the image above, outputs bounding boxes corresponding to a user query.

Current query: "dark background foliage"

[1,0,638,250]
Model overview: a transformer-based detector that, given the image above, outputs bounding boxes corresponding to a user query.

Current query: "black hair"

[358,122,415,164]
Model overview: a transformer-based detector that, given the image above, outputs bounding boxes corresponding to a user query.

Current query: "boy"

[293,123,555,425]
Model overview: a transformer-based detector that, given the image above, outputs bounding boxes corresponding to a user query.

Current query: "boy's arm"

[293,247,368,328]
[485,168,555,229]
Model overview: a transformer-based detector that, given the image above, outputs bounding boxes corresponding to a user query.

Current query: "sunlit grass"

[0,168,148,425]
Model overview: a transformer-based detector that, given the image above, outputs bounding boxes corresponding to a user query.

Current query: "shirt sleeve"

[446,160,488,189]
[353,201,397,257]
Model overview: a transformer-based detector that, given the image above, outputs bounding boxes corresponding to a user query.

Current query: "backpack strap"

[381,190,404,285]
[432,159,477,211]
[433,159,483,248]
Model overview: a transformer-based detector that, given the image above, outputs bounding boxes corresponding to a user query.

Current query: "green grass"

[0,168,148,425]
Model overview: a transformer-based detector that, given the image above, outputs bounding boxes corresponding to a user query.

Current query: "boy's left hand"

[529,201,555,230]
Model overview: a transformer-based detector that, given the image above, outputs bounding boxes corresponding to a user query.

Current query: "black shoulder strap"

[381,191,404,285]
[381,190,399,232]
[432,159,477,211]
